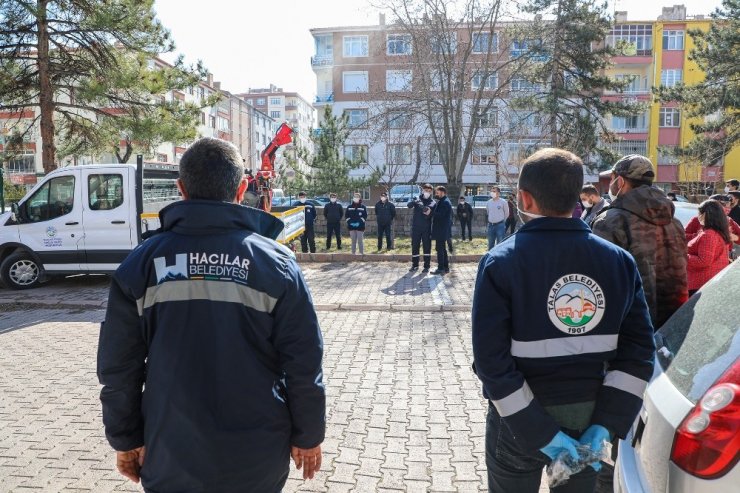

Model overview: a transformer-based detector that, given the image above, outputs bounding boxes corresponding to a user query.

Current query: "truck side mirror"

[10,202,20,223]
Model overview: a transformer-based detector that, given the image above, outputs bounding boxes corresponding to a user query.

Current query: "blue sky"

[154,0,724,102]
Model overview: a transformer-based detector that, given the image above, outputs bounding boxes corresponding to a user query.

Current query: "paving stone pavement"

[0,264,551,492]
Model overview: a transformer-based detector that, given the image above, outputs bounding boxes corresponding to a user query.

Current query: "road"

[0,263,553,492]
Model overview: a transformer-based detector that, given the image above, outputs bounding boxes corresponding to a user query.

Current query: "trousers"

[411,230,431,268]
[377,223,393,249]
[326,222,341,249]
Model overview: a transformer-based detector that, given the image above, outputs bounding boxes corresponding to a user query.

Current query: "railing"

[311,55,334,67]
[315,93,334,103]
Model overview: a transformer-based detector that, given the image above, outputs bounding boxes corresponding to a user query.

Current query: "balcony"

[314,93,334,105]
[311,55,333,69]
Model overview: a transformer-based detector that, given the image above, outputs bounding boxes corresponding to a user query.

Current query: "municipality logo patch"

[547,274,605,335]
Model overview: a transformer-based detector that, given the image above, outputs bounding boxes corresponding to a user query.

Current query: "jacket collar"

[517,216,591,233]
[159,200,284,240]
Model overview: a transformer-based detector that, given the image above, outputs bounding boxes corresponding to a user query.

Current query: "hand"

[291,445,322,480]
[731,233,739,243]
[579,424,611,471]
[116,446,145,483]
[539,431,579,462]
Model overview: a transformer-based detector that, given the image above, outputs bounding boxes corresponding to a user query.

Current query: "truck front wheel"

[1,252,43,290]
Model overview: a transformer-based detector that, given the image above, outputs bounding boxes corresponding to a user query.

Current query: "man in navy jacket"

[407,184,435,272]
[472,148,654,493]
[295,191,317,253]
[97,138,325,493]
[431,186,452,275]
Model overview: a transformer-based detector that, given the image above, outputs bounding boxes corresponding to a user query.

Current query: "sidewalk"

[0,264,551,492]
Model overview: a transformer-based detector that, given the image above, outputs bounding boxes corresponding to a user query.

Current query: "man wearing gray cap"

[592,155,688,329]
[591,154,688,492]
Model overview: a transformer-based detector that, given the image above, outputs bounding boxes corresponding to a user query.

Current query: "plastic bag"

[546,441,609,488]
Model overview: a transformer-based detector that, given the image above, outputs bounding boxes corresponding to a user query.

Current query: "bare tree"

[364,0,533,199]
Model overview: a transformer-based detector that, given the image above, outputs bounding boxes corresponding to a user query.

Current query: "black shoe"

[445,268,450,274]
[422,266,430,272]
[409,266,418,272]
[432,268,446,275]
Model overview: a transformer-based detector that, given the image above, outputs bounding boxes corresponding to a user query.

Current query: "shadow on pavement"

[0,306,105,334]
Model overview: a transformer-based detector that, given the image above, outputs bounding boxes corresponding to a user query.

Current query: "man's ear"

[176,179,189,200]
[519,189,536,212]
[234,177,248,204]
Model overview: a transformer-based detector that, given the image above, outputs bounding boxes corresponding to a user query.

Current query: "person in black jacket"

[431,186,453,275]
[375,192,396,251]
[323,192,343,250]
[457,196,474,241]
[407,183,435,272]
[345,193,368,255]
[97,138,325,492]
[295,191,316,253]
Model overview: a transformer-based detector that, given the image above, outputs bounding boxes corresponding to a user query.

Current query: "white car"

[615,261,739,492]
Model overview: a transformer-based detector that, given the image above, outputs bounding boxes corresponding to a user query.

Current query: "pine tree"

[656,0,739,166]
[288,106,380,199]
[519,0,642,166]
[0,0,205,171]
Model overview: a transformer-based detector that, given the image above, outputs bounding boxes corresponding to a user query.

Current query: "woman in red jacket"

[687,200,732,294]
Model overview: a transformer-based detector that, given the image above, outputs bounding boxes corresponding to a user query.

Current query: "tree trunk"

[410,136,422,183]
[549,0,564,148]
[445,175,462,203]
[37,0,56,173]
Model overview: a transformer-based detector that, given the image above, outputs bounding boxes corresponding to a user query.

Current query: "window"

[270,111,282,119]
[88,174,124,211]
[476,109,499,128]
[472,71,498,90]
[663,30,684,50]
[387,111,411,129]
[472,147,497,164]
[156,153,168,162]
[658,145,679,164]
[209,115,216,128]
[345,108,369,128]
[270,97,282,105]
[344,145,368,164]
[431,32,457,54]
[510,77,541,92]
[201,112,206,125]
[198,87,205,99]
[187,86,194,95]
[343,71,369,93]
[511,39,543,58]
[506,139,548,162]
[659,107,681,127]
[24,175,75,222]
[604,139,647,156]
[256,98,266,105]
[387,144,412,165]
[615,74,647,93]
[661,69,682,87]
[611,113,648,131]
[430,144,444,164]
[510,110,543,131]
[5,153,34,173]
[473,32,498,53]
[217,116,230,131]
[314,34,333,58]
[343,36,369,57]
[386,70,412,92]
[606,24,653,56]
[387,34,412,55]
[430,70,458,92]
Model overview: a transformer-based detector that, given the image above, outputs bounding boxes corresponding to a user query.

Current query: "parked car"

[673,202,699,228]
[615,261,739,492]
[312,197,331,206]
[390,184,422,204]
[466,195,491,208]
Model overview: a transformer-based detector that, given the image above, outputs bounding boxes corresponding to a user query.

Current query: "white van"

[0,157,304,289]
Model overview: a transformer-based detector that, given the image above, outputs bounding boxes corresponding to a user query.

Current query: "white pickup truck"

[0,157,304,289]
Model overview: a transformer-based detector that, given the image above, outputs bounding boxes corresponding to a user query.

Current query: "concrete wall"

[308,205,491,236]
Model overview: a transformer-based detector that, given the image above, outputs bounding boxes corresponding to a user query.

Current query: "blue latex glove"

[579,424,611,471]
[539,431,580,461]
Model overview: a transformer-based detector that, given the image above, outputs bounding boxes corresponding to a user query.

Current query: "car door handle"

[111,220,126,224]
[65,221,79,225]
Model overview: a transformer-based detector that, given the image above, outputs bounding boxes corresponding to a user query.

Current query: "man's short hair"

[298,191,307,197]
[728,179,740,189]
[519,148,584,215]
[459,196,466,200]
[491,186,501,193]
[422,183,433,190]
[581,184,599,196]
[329,192,337,197]
[179,138,244,202]
[436,185,446,193]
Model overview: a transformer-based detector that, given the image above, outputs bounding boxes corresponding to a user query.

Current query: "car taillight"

[671,361,740,479]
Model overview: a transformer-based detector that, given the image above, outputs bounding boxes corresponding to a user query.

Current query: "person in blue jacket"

[374,192,396,251]
[345,192,368,255]
[97,138,326,493]
[407,183,435,272]
[295,191,316,253]
[431,185,452,275]
[472,148,655,493]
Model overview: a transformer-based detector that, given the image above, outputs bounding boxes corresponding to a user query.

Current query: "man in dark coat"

[323,192,343,250]
[97,138,325,493]
[431,186,453,275]
[294,191,316,253]
[457,196,474,241]
[407,184,435,272]
[375,192,396,250]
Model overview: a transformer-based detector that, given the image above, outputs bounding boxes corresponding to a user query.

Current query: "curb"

[295,253,482,263]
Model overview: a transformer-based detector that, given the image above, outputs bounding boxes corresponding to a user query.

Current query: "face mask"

[608,177,623,201]
[423,192,431,199]
[491,192,498,199]
[581,200,590,209]
[459,201,465,205]
[698,213,705,226]
[725,187,730,193]
[381,197,387,202]
[299,198,306,204]
[353,197,360,203]
[330,198,337,203]
[517,198,545,224]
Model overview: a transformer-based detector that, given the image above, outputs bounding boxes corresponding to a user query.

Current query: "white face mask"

[330,198,337,203]
[353,197,360,203]
[380,196,387,202]
[517,199,545,224]
[299,198,306,204]
[491,192,498,199]
[423,192,431,199]
[581,200,591,209]
[608,178,623,201]
[725,186,730,193]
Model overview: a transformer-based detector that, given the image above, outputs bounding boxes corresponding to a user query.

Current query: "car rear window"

[656,264,739,403]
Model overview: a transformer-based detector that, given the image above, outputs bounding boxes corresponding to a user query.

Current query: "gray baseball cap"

[599,154,655,183]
